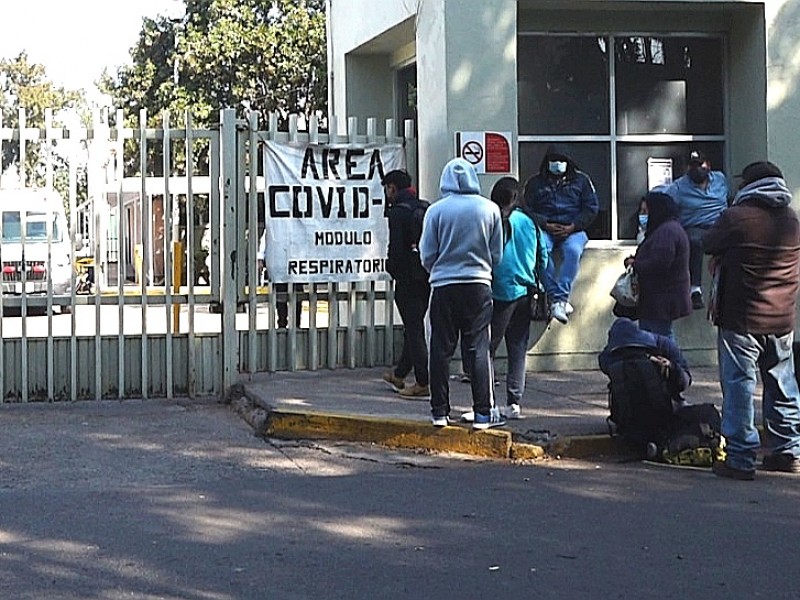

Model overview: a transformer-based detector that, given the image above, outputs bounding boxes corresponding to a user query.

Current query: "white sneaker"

[565,302,574,315]
[503,403,522,420]
[460,410,475,423]
[432,415,452,427]
[550,301,569,324]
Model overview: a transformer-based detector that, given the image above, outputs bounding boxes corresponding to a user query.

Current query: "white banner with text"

[263,141,406,283]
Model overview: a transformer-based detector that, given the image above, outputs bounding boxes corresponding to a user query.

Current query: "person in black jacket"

[381,170,431,399]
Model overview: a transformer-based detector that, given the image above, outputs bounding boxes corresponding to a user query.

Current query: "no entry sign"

[455,131,512,174]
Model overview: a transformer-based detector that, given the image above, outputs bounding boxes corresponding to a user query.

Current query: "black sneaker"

[712,460,755,481]
[762,453,800,473]
[691,291,704,310]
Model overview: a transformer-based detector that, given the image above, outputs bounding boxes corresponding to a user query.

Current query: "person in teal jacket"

[482,177,549,420]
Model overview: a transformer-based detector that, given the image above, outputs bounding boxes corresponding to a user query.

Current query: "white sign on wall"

[455,131,513,174]
[263,141,406,283]
[647,157,674,190]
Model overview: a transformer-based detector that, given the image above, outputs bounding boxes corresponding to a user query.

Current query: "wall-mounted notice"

[455,131,513,174]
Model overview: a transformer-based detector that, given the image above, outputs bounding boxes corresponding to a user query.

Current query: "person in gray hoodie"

[419,158,504,429]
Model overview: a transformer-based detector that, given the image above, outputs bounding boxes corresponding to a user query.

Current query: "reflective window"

[1,212,21,242]
[396,63,417,137]
[615,37,724,135]
[1,212,61,242]
[518,36,609,135]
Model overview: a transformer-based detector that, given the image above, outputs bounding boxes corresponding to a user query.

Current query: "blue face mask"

[638,214,648,229]
[548,161,567,176]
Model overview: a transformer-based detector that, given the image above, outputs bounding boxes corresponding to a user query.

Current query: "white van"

[0,189,75,297]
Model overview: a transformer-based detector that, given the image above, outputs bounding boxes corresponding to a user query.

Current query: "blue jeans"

[490,296,531,405]
[429,283,494,418]
[639,318,675,341]
[541,230,588,303]
[717,328,800,470]
[684,225,711,288]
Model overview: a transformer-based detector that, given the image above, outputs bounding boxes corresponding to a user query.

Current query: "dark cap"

[738,161,784,186]
[688,150,707,165]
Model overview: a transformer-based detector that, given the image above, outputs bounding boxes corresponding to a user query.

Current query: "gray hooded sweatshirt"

[419,158,503,288]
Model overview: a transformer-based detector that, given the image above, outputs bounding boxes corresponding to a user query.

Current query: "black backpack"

[606,350,675,449]
[406,199,430,280]
[663,404,722,459]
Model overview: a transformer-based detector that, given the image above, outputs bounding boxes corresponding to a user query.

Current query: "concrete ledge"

[265,410,514,459]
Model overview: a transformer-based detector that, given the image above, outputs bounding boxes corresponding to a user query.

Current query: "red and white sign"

[455,131,513,174]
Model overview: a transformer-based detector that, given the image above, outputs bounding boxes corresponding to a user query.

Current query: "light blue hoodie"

[419,158,503,288]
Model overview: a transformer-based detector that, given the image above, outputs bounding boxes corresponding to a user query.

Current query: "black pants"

[275,283,303,328]
[429,283,494,418]
[393,278,431,385]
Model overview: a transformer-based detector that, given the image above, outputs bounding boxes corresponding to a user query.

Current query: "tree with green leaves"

[0,52,86,207]
[102,0,327,282]
[103,0,327,128]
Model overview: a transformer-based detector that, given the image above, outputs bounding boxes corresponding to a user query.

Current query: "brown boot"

[382,371,405,392]
[398,383,430,400]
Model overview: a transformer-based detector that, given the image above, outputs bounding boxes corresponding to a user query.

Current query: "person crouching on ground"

[599,317,692,405]
[419,158,504,430]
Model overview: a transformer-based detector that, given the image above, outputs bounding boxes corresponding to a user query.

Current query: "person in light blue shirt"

[659,150,729,310]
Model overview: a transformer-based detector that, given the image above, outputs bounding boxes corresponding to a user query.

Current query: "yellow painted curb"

[266,410,513,459]
[510,442,547,461]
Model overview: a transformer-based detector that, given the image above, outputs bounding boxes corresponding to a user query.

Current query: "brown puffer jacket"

[703,198,800,335]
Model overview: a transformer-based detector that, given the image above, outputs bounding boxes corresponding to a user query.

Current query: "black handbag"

[529,287,549,321]
[529,223,549,321]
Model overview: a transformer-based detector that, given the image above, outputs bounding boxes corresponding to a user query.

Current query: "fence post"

[220,108,239,394]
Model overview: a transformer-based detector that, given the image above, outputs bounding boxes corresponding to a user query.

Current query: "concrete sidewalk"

[240,365,725,460]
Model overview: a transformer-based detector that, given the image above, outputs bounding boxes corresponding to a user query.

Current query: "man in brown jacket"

[703,161,800,480]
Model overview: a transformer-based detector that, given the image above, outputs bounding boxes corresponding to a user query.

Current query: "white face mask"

[548,161,567,176]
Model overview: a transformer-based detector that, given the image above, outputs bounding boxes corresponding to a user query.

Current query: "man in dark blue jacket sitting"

[523,146,598,324]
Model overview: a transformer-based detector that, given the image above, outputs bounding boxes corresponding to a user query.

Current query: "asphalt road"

[1,399,797,599]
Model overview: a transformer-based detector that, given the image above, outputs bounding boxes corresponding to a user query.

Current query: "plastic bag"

[610,267,638,307]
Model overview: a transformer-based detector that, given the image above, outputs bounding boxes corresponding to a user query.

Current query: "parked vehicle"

[0,189,76,302]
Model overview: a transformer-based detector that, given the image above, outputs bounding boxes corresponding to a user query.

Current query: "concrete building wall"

[327,0,415,130]
[766,0,800,198]
[344,54,395,125]
[416,0,518,200]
